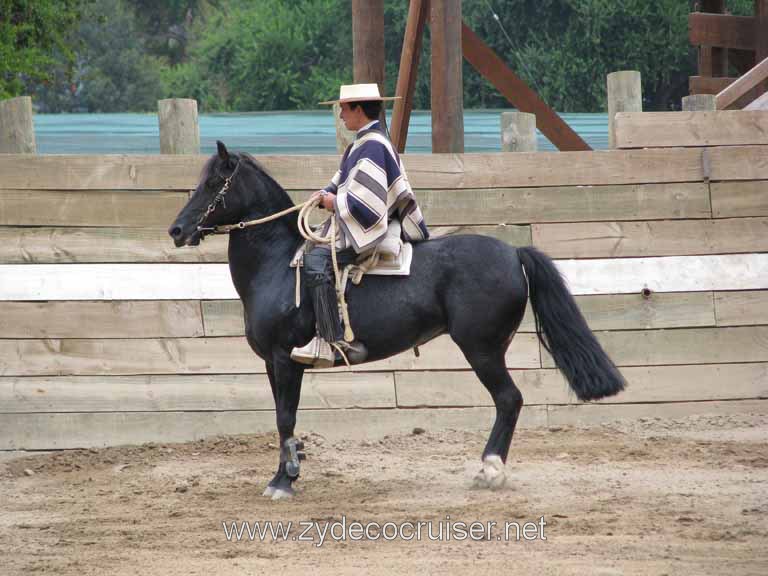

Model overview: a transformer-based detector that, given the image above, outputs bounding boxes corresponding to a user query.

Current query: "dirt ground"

[1,411,767,575]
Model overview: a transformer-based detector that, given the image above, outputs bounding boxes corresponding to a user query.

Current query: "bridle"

[195,159,243,234]
[193,157,316,236]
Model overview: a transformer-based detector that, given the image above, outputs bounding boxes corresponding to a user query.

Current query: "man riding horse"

[290,83,430,368]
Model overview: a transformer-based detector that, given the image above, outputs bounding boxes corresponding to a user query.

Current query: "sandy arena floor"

[1,411,767,575]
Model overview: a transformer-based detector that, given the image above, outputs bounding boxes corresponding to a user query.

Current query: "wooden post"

[391,0,430,153]
[756,0,768,96]
[682,94,716,111]
[431,0,464,153]
[607,71,642,149]
[352,0,386,128]
[500,112,537,152]
[333,102,355,153]
[698,1,729,78]
[0,96,36,153]
[158,98,199,154]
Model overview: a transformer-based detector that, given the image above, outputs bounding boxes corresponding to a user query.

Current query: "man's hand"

[311,190,336,212]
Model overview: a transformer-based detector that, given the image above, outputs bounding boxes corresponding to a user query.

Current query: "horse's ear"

[216,140,229,161]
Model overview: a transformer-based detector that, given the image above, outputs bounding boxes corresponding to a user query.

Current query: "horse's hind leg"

[462,347,523,489]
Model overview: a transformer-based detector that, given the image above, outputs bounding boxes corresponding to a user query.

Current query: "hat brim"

[318,96,401,105]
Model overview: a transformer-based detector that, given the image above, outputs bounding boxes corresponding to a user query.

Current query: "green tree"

[75,0,165,112]
[0,0,83,100]
[164,0,352,110]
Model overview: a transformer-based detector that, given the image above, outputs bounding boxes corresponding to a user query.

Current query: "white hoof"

[271,488,294,500]
[262,485,276,497]
[472,455,507,490]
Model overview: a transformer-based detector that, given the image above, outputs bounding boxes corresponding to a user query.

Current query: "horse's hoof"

[262,485,276,497]
[472,455,507,490]
[271,487,295,500]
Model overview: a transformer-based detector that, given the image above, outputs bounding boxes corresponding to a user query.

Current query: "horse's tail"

[517,246,626,401]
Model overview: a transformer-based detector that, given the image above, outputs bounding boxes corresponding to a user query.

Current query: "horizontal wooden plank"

[0,190,187,227]
[395,370,571,407]
[416,183,711,224]
[711,180,768,217]
[689,12,756,51]
[709,145,768,181]
[0,224,528,265]
[396,364,768,407]
[0,227,227,263]
[546,399,768,428]
[689,75,737,95]
[0,334,540,377]
[715,290,768,326]
[0,301,203,338]
[542,326,768,367]
[3,254,767,301]
[202,293,714,339]
[0,406,552,450]
[430,224,532,245]
[532,218,768,258]
[571,292,716,330]
[1,400,764,450]
[0,149,706,190]
[0,372,396,412]
[555,254,768,295]
[614,111,768,148]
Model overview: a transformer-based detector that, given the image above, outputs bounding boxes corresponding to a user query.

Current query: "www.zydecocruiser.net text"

[222,515,547,546]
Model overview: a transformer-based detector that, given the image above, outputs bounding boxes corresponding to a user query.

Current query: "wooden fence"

[1,112,767,448]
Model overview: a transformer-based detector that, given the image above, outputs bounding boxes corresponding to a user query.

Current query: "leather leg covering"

[310,277,343,343]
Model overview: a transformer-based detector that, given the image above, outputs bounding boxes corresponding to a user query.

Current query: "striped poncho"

[324,121,429,254]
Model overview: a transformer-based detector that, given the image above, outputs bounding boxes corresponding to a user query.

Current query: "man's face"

[339,102,368,131]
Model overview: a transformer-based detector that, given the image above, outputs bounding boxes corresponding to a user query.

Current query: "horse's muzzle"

[168,222,202,247]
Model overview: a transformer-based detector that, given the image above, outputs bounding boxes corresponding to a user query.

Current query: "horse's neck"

[227,220,301,293]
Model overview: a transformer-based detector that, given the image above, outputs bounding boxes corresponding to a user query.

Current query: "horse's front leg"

[263,355,306,500]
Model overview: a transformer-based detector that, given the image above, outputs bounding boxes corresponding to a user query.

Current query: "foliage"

[163,0,352,110]
[5,0,763,113]
[0,0,83,100]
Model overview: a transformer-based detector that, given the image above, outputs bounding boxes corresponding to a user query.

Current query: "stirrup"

[290,336,335,368]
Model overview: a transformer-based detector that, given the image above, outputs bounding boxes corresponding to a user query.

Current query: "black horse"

[169,142,625,499]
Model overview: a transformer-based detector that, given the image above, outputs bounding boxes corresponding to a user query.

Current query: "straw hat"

[319,83,400,105]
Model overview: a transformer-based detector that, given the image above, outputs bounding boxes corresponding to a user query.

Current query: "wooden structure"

[1,117,767,448]
[388,0,590,153]
[689,0,768,108]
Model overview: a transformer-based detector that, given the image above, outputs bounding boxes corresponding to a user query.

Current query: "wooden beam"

[690,75,737,94]
[461,23,591,151]
[431,0,464,152]
[716,55,768,109]
[391,0,430,153]
[689,13,756,51]
[352,0,386,127]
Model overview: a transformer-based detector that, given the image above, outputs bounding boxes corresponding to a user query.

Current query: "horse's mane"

[239,152,300,237]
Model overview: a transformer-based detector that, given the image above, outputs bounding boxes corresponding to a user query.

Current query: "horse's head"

[169,141,252,247]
